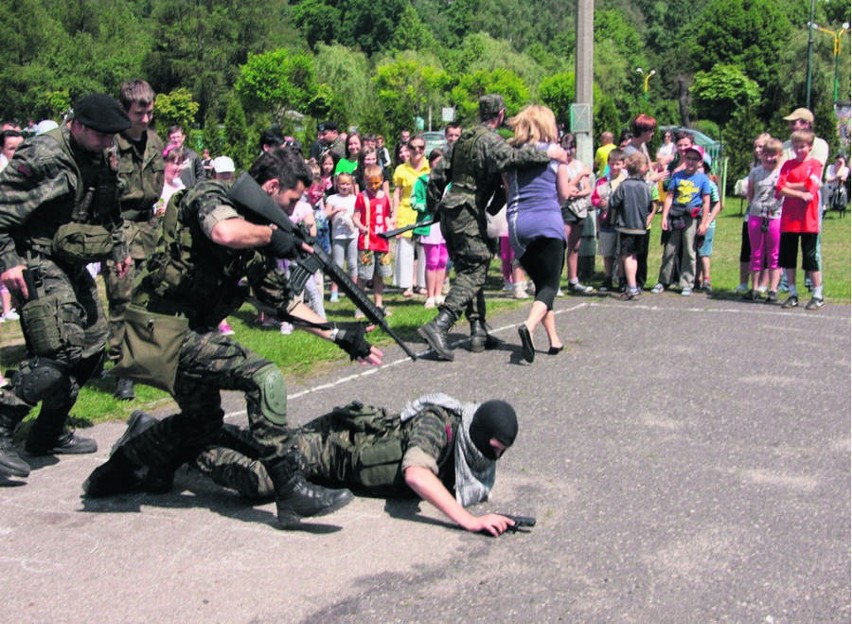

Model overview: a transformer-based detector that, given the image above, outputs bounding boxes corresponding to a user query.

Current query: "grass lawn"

[1,197,848,428]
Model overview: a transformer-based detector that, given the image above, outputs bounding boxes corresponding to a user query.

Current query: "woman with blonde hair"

[503,105,569,363]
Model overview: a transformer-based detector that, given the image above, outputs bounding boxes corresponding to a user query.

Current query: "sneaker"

[734,283,749,295]
[751,290,762,302]
[2,310,19,321]
[805,297,824,310]
[424,297,436,309]
[570,281,594,294]
[599,278,613,293]
[650,283,665,295]
[513,284,531,299]
[681,286,693,296]
[618,288,640,300]
[765,291,778,304]
[555,288,565,297]
[218,322,235,336]
[781,295,799,309]
[329,291,339,303]
[279,322,294,335]
[701,281,712,293]
[435,295,445,306]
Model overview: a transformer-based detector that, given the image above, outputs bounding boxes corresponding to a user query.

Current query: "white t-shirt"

[326,193,357,239]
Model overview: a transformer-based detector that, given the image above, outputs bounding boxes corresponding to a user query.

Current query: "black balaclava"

[468,400,518,460]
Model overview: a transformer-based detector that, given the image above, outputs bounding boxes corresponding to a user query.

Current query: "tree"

[449,68,530,125]
[374,52,446,135]
[691,64,760,125]
[389,4,438,52]
[338,0,406,56]
[313,44,374,131]
[223,94,253,170]
[155,88,200,132]
[291,0,341,50]
[235,49,318,123]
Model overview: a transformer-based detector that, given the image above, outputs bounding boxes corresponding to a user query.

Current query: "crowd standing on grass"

[0,76,846,534]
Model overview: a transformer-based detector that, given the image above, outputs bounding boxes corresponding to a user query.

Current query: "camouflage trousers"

[118,330,295,473]
[103,219,159,361]
[439,204,492,322]
[195,414,379,500]
[0,258,107,434]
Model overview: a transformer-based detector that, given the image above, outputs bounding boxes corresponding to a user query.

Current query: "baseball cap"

[35,120,59,135]
[211,156,235,174]
[685,145,705,161]
[782,108,814,124]
[479,94,505,119]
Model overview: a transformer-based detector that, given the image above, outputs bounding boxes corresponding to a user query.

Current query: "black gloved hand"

[267,228,299,259]
[332,322,372,360]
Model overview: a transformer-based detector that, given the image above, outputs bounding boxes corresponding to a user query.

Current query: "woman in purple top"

[504,105,570,363]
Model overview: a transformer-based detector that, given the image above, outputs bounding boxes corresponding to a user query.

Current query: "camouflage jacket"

[427,122,551,216]
[0,126,126,273]
[115,129,164,219]
[115,129,165,258]
[135,178,290,329]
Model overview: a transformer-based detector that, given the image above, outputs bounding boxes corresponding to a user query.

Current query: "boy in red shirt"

[776,129,824,310]
[353,164,393,312]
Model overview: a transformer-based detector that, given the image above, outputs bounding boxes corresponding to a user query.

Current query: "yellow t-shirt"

[392,160,430,237]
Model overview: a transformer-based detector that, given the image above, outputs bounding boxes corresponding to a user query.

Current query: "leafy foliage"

[691,65,760,125]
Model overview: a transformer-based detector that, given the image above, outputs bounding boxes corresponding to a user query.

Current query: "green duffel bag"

[112,304,188,394]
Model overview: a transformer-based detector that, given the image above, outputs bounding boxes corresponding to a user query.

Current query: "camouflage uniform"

[110,179,297,474]
[0,126,127,461]
[104,128,164,361]
[420,95,551,359]
[196,404,460,500]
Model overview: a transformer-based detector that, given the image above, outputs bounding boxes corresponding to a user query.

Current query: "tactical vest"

[137,179,257,327]
[332,401,458,494]
[36,128,121,265]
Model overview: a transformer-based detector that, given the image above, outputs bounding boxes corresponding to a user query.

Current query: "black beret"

[317,120,337,132]
[73,93,131,134]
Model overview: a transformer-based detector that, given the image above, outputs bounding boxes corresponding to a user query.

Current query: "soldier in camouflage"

[0,94,133,482]
[105,79,165,401]
[418,94,566,361]
[123,394,521,536]
[83,148,384,529]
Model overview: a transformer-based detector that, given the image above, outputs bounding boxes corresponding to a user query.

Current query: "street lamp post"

[636,67,656,102]
[808,21,851,103]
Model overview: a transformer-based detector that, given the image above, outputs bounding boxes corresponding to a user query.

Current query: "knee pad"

[252,364,288,426]
[15,358,70,406]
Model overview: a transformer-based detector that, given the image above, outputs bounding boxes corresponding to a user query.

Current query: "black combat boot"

[83,449,142,497]
[114,378,135,401]
[469,319,500,353]
[417,308,456,361]
[266,457,354,529]
[0,413,29,478]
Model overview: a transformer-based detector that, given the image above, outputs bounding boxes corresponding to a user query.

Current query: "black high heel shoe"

[547,345,563,355]
[517,325,535,363]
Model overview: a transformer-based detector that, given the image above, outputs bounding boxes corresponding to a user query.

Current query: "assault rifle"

[379,217,435,239]
[228,173,418,361]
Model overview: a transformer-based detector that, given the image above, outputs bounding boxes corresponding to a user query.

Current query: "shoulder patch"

[15,163,33,178]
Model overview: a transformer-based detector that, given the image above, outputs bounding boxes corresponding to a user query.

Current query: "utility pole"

[805,0,816,109]
[573,0,594,167]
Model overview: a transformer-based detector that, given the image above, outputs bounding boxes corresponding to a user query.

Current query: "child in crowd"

[324,172,358,303]
[694,151,723,293]
[411,149,449,308]
[746,137,783,303]
[353,164,393,313]
[288,195,324,319]
[776,129,824,310]
[591,149,626,292]
[735,133,771,294]
[318,152,335,196]
[652,144,712,296]
[609,152,654,300]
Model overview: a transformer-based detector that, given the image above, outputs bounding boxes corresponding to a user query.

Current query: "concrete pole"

[574,0,594,167]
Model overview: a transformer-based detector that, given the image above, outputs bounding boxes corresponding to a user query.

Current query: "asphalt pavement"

[1,292,849,623]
